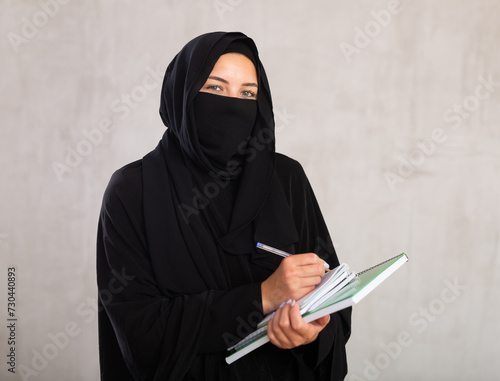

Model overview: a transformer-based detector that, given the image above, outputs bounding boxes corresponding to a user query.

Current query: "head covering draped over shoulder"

[142,32,299,294]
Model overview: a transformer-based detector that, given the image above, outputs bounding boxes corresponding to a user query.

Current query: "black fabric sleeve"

[98,166,212,380]
[97,163,268,379]
[198,282,263,353]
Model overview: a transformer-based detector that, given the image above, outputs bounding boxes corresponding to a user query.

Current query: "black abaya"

[97,154,350,380]
[97,31,351,380]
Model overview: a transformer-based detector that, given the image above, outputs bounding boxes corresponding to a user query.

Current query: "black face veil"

[159,32,272,176]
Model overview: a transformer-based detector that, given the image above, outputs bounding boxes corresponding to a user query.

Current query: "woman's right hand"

[260,253,328,314]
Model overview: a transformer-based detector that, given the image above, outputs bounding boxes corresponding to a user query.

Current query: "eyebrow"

[207,76,258,88]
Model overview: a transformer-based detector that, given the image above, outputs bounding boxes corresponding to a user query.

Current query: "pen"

[256,242,331,271]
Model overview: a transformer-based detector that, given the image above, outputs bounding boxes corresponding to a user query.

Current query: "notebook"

[225,253,409,364]
[255,262,353,329]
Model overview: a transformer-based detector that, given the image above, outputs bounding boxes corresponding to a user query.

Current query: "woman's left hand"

[267,299,330,349]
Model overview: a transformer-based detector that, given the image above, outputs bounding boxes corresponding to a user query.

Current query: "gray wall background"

[1,1,499,380]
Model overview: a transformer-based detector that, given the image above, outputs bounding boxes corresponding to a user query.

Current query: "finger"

[303,314,330,345]
[289,303,330,345]
[310,314,330,328]
[295,253,330,271]
[279,266,324,295]
[277,300,308,348]
[291,257,329,278]
[266,310,276,343]
[272,299,291,335]
[291,268,325,292]
[282,263,325,283]
[269,300,297,348]
[270,301,329,349]
[289,300,306,331]
[295,262,326,275]
[267,301,285,347]
[284,253,326,268]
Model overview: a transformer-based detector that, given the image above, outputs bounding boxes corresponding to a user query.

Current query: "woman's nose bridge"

[227,86,239,98]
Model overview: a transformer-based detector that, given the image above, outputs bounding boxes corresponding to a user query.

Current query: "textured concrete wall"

[1,1,499,380]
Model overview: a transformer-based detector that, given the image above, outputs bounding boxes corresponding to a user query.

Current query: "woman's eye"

[241,90,256,98]
[206,85,222,91]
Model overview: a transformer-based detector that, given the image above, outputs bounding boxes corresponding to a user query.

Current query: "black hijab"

[142,31,299,293]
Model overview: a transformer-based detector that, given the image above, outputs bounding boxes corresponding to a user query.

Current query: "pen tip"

[256,242,262,248]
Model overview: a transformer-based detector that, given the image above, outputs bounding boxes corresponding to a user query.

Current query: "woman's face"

[199,53,258,100]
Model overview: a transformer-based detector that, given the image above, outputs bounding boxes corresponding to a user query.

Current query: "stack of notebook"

[226,253,409,364]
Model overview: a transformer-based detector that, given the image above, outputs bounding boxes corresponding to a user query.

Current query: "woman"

[97,31,351,380]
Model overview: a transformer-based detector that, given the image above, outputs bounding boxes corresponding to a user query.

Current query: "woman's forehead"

[209,53,256,77]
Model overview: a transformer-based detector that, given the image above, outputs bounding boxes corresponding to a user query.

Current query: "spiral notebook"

[225,253,408,364]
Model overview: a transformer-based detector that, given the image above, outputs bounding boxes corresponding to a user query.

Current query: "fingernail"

[286,298,292,305]
[291,299,296,307]
[270,311,275,319]
[324,262,330,269]
[279,301,286,308]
